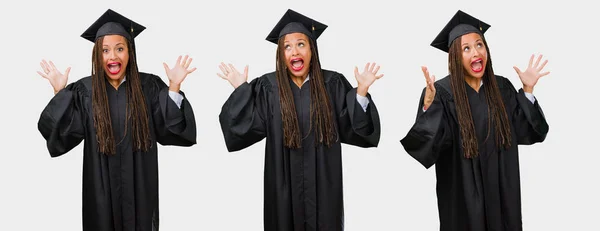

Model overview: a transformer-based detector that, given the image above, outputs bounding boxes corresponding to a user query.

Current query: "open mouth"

[290,58,304,71]
[107,62,122,75]
[470,58,483,73]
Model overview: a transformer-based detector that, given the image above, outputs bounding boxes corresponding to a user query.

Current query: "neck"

[290,73,308,88]
[464,75,482,92]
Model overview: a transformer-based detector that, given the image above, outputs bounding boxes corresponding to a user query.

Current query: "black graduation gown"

[400,75,549,231]
[38,72,196,231]
[219,70,380,231]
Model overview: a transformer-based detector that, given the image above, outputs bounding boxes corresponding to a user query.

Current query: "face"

[460,33,487,79]
[102,35,129,80]
[283,32,312,78]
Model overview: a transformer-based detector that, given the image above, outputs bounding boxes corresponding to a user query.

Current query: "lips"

[470,58,483,73]
[290,58,304,71]
[107,62,122,75]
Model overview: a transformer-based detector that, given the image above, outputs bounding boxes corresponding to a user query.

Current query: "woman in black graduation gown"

[400,10,550,231]
[37,9,197,231]
[218,9,382,231]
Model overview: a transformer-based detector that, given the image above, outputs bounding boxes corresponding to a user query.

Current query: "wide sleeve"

[332,73,381,148]
[502,78,549,145]
[400,87,453,169]
[150,75,197,146]
[37,83,85,157]
[219,78,268,152]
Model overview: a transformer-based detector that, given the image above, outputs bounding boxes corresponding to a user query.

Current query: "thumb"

[354,66,359,78]
[163,63,170,74]
[513,66,522,76]
[65,67,71,78]
[244,65,249,79]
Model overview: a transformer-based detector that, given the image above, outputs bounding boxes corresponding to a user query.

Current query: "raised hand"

[513,54,550,93]
[217,62,248,89]
[37,59,70,94]
[163,55,197,92]
[421,66,436,110]
[354,62,384,96]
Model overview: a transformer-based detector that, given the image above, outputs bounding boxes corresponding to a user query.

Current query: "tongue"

[292,61,303,68]
[471,62,482,71]
[109,65,121,73]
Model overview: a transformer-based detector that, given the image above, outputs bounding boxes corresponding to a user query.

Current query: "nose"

[291,46,299,56]
[108,50,117,60]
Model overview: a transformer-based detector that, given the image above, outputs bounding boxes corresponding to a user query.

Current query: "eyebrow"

[102,43,126,47]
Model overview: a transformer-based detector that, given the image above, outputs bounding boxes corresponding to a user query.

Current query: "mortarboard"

[266,9,327,44]
[80,9,146,43]
[430,10,491,53]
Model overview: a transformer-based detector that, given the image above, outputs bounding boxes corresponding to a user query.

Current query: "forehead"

[102,35,127,45]
[284,32,309,42]
[460,32,482,43]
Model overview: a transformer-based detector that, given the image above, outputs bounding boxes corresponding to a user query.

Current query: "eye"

[285,44,291,50]
[118,47,124,52]
[103,49,109,53]
[298,42,304,47]
[477,43,483,48]
[463,46,470,52]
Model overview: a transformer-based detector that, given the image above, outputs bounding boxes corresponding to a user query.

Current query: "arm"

[400,87,452,169]
[153,55,197,146]
[335,63,383,147]
[37,83,85,157]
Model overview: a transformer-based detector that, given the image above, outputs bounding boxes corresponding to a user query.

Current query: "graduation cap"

[266,9,327,44]
[80,9,146,43]
[431,10,491,53]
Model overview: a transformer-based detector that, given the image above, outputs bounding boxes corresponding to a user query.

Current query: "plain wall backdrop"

[1,0,598,230]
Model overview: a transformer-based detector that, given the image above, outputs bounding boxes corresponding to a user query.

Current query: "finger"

[182,55,190,67]
[244,65,249,78]
[354,66,359,78]
[49,60,57,71]
[373,65,380,74]
[64,67,71,78]
[539,71,550,78]
[528,54,534,68]
[176,55,182,65]
[163,62,170,74]
[41,60,50,73]
[421,66,430,81]
[223,63,232,74]
[513,66,522,75]
[229,64,239,74]
[37,71,48,79]
[363,63,370,73]
[188,67,197,73]
[534,54,542,67]
[537,59,548,72]
[185,57,193,69]
[369,62,376,72]
[217,73,226,79]
[218,63,228,74]
[376,74,384,79]
[429,75,436,88]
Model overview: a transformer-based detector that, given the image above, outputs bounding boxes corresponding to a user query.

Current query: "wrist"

[523,85,534,93]
[169,82,181,92]
[357,86,368,96]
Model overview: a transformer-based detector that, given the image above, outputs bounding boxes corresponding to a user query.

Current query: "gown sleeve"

[37,82,85,157]
[333,73,381,148]
[501,77,549,145]
[400,86,453,169]
[150,75,197,146]
[219,78,268,152]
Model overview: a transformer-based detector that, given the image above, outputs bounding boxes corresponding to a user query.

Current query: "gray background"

[1,0,598,230]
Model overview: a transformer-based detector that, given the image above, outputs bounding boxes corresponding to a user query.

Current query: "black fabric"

[219,70,380,230]
[400,75,549,231]
[38,73,196,231]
